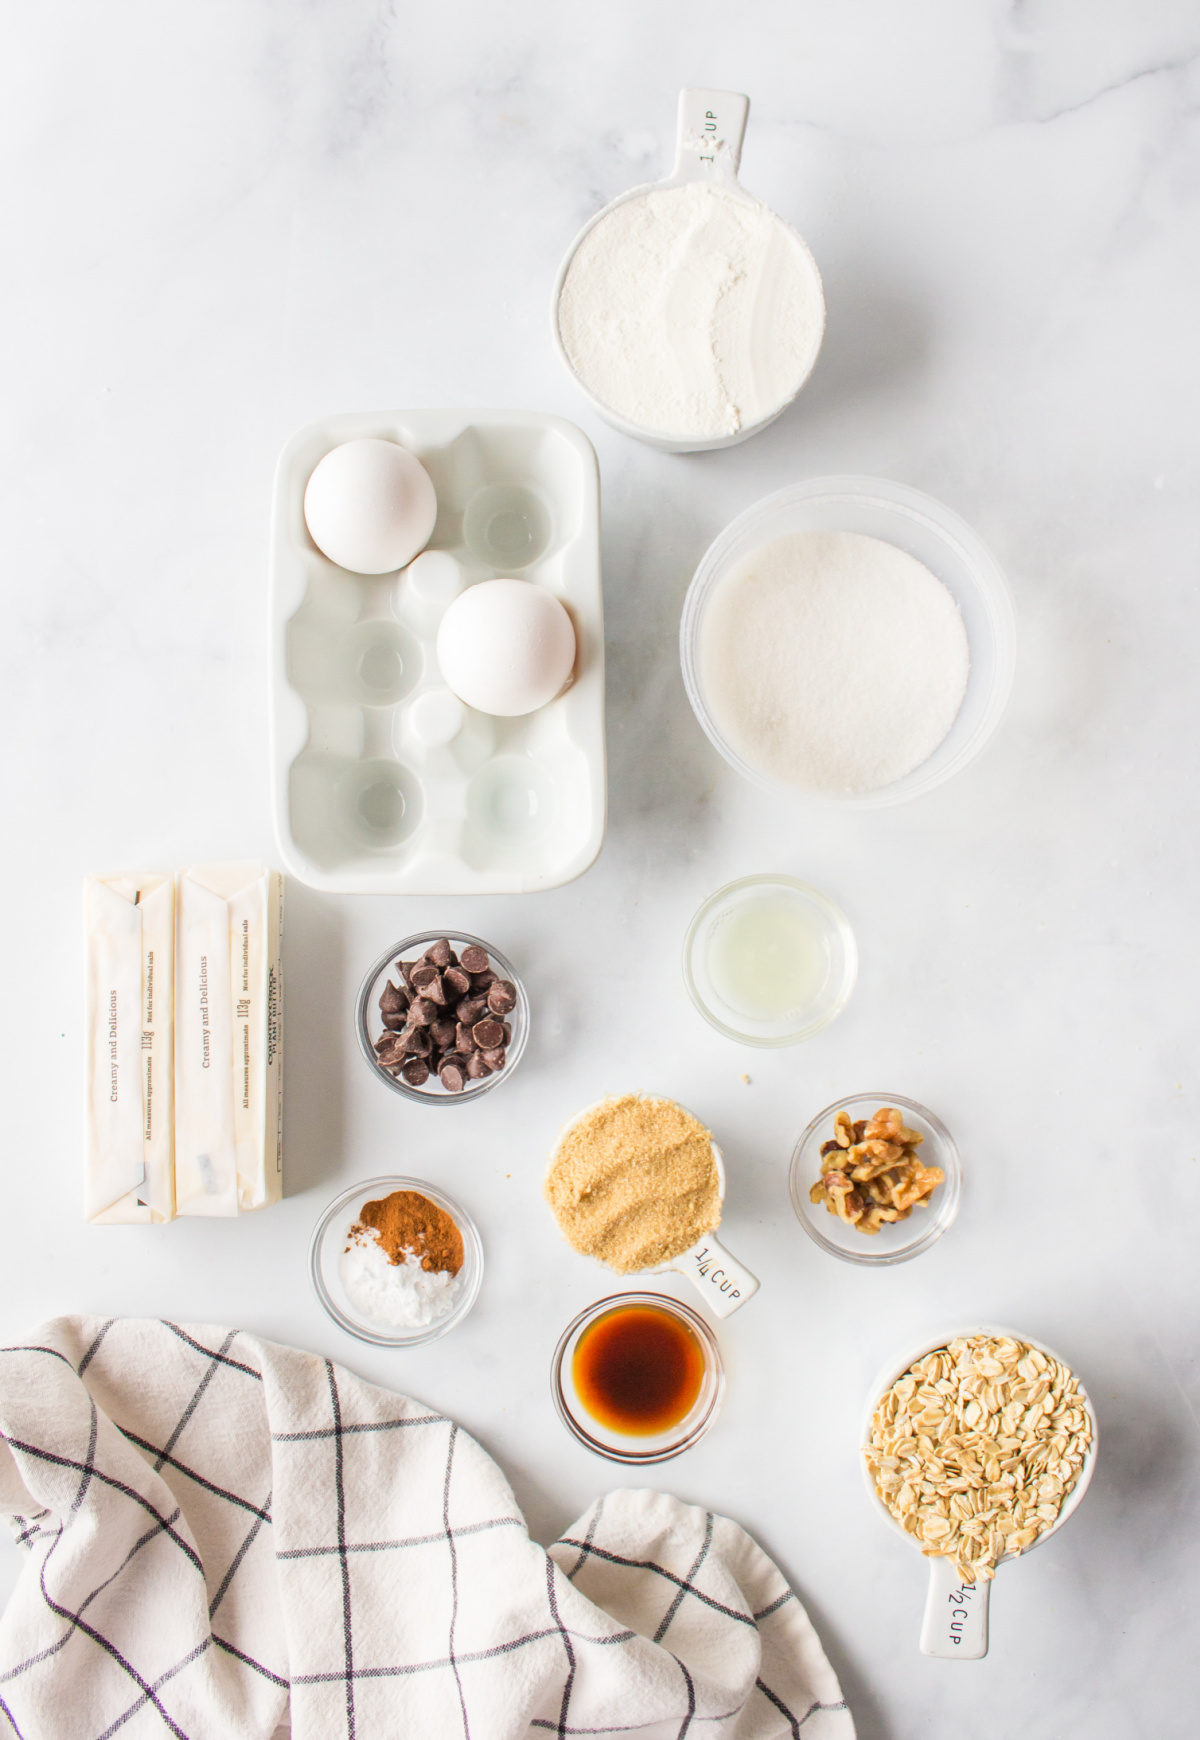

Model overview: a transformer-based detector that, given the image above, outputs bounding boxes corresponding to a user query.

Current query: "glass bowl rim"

[789,1092,962,1266]
[681,872,858,1047]
[551,1290,726,1464]
[310,1174,484,1347]
[679,474,1017,808]
[355,930,529,1104]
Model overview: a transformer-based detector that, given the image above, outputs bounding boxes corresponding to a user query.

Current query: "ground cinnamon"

[351,1189,463,1275]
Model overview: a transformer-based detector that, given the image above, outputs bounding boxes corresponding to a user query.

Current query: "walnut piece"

[812,1104,943,1235]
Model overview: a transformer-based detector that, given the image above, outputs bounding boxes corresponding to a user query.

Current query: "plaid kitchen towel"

[0,1317,851,1740]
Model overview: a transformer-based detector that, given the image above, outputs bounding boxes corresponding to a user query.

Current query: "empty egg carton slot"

[463,483,552,569]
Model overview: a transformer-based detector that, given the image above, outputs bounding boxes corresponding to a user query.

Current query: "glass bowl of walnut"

[789,1093,961,1265]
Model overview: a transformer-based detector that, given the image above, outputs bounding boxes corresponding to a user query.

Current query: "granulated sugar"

[698,531,970,794]
[557,183,823,439]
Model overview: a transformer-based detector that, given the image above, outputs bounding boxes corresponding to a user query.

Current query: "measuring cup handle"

[920,1556,990,1658]
[673,89,749,183]
[674,1233,759,1318]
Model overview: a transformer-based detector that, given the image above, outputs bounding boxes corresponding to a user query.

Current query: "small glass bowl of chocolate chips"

[356,932,529,1103]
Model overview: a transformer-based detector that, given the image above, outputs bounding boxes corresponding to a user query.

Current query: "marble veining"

[1,4,1198,1736]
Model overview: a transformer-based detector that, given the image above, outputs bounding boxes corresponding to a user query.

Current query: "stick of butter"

[175,863,284,1217]
[84,873,175,1224]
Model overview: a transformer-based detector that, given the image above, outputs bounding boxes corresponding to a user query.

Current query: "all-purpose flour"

[698,531,970,794]
[557,183,824,439]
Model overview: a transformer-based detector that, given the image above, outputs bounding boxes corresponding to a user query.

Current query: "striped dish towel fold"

[0,1317,852,1739]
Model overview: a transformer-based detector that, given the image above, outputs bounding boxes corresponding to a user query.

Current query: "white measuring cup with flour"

[552,89,826,453]
[861,1326,1099,1659]
[547,1098,760,1318]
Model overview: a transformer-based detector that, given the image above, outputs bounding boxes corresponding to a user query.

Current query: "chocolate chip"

[377,938,517,1094]
[439,1061,466,1093]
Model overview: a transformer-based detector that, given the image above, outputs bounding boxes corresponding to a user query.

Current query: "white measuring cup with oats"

[545,1095,759,1318]
[861,1326,1098,1658]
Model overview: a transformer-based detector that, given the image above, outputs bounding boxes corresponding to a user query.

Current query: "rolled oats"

[863,1334,1093,1584]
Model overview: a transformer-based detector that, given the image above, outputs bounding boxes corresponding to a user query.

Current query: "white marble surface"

[2,3,1198,1734]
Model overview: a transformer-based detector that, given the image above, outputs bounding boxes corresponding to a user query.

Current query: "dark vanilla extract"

[572,1304,705,1435]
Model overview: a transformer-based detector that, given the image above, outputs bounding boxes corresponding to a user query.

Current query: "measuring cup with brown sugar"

[544,1094,760,1318]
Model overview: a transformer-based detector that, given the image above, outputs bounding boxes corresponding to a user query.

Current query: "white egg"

[436,579,576,717]
[303,438,437,574]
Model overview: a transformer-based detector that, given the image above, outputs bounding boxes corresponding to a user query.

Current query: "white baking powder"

[557,183,824,439]
[698,531,970,794]
[339,1228,461,1329]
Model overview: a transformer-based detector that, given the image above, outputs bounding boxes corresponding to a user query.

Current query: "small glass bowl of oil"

[551,1293,725,1463]
[683,873,857,1046]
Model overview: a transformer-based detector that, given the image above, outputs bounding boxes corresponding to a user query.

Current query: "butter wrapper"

[175,863,283,1217]
[84,873,175,1224]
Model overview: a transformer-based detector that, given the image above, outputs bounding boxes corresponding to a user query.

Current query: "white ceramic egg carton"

[269,410,605,893]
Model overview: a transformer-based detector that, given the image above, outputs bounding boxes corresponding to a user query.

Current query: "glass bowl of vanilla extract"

[551,1293,725,1463]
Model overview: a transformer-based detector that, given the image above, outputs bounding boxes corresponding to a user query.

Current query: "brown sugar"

[351,1189,463,1275]
[544,1094,721,1274]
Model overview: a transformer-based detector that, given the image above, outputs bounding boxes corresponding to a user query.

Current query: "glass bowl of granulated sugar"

[680,476,1016,808]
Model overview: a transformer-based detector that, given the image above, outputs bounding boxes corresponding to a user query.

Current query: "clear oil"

[706,893,825,1021]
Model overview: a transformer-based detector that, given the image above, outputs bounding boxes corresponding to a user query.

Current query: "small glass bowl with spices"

[552,1292,725,1463]
[789,1093,961,1266]
[310,1176,483,1347]
[356,932,529,1104]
